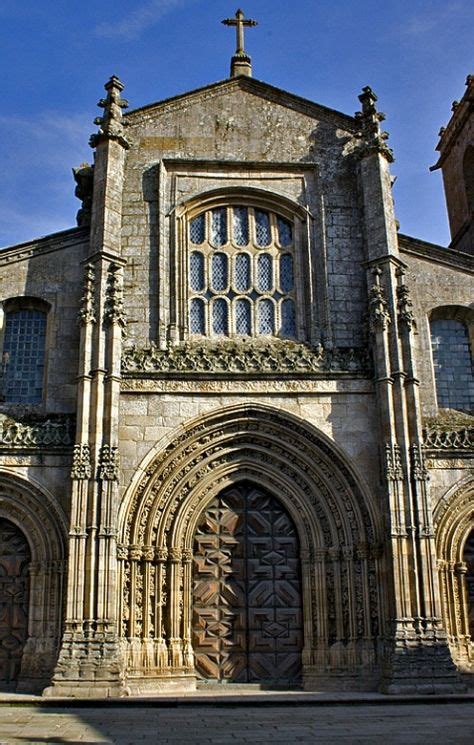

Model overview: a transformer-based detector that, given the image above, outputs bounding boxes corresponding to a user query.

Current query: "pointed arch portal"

[119,404,383,691]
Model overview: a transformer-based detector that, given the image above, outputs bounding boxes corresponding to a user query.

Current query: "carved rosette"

[71,444,92,480]
[355,86,394,162]
[78,263,96,326]
[121,339,371,376]
[98,444,120,481]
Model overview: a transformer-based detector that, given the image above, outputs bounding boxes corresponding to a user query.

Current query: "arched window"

[188,205,297,339]
[430,314,474,412]
[0,298,49,404]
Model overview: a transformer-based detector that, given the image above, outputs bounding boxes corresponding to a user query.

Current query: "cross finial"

[222,9,258,77]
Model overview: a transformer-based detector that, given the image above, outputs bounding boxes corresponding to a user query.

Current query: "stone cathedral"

[0,12,473,697]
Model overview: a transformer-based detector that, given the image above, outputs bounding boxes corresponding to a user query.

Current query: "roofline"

[0,226,89,265]
[125,76,357,131]
[398,232,474,273]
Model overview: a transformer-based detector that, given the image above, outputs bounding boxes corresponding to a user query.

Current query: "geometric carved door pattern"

[192,482,303,686]
[0,519,31,685]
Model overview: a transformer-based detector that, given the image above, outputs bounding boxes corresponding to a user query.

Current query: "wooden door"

[0,519,31,685]
[192,482,303,686]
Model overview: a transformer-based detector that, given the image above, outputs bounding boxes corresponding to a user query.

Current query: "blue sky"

[0,0,472,248]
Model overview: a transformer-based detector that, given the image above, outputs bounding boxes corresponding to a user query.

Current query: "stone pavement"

[0,695,473,744]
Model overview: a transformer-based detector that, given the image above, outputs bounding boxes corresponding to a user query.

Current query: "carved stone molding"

[423,426,474,451]
[71,444,92,480]
[121,339,371,376]
[384,443,404,482]
[0,414,74,449]
[98,444,120,481]
[368,269,391,333]
[78,263,96,326]
[104,263,126,328]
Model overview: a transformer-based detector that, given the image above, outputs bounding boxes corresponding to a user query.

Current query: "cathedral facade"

[0,28,473,696]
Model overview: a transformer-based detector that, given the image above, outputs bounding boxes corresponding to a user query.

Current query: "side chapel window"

[430,318,474,412]
[188,206,296,338]
[0,302,48,404]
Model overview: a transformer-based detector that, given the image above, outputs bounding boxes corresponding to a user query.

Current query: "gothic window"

[430,318,474,412]
[0,300,48,404]
[188,205,296,338]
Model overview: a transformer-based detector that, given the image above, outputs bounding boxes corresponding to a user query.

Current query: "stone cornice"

[0,227,89,265]
[398,233,474,273]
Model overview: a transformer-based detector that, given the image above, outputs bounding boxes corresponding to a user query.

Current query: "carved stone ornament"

[98,444,119,481]
[121,339,371,377]
[422,426,473,451]
[72,163,94,227]
[78,263,96,326]
[384,443,404,481]
[355,86,394,163]
[396,282,415,329]
[410,443,429,482]
[368,269,391,333]
[104,263,126,329]
[71,444,92,480]
[89,75,130,150]
[0,413,74,448]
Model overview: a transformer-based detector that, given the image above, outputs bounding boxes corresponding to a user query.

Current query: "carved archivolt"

[435,477,474,668]
[118,403,384,681]
[0,471,67,686]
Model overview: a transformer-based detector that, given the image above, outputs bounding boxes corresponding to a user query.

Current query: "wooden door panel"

[0,520,31,685]
[192,482,303,686]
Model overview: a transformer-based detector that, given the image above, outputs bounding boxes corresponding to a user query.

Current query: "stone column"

[356,87,462,692]
[47,76,130,697]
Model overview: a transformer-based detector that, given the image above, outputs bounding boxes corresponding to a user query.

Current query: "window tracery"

[188,205,296,339]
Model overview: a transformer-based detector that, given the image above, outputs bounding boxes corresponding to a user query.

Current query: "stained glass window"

[190,298,205,334]
[281,299,296,338]
[190,252,205,292]
[257,254,273,292]
[235,253,251,292]
[2,309,46,403]
[233,207,249,246]
[211,208,227,247]
[212,298,228,335]
[187,206,297,340]
[258,299,275,335]
[190,214,205,244]
[211,253,228,291]
[235,298,251,335]
[255,210,271,246]
[280,254,294,293]
[277,217,293,247]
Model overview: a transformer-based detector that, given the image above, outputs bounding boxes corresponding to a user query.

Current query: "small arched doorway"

[192,481,303,686]
[463,529,474,641]
[0,519,31,686]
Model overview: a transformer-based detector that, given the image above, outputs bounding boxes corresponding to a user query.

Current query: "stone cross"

[222,9,257,55]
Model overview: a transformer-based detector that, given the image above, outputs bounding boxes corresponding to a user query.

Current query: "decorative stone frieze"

[98,444,120,481]
[0,414,74,448]
[121,339,371,376]
[71,444,92,480]
[422,426,474,451]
